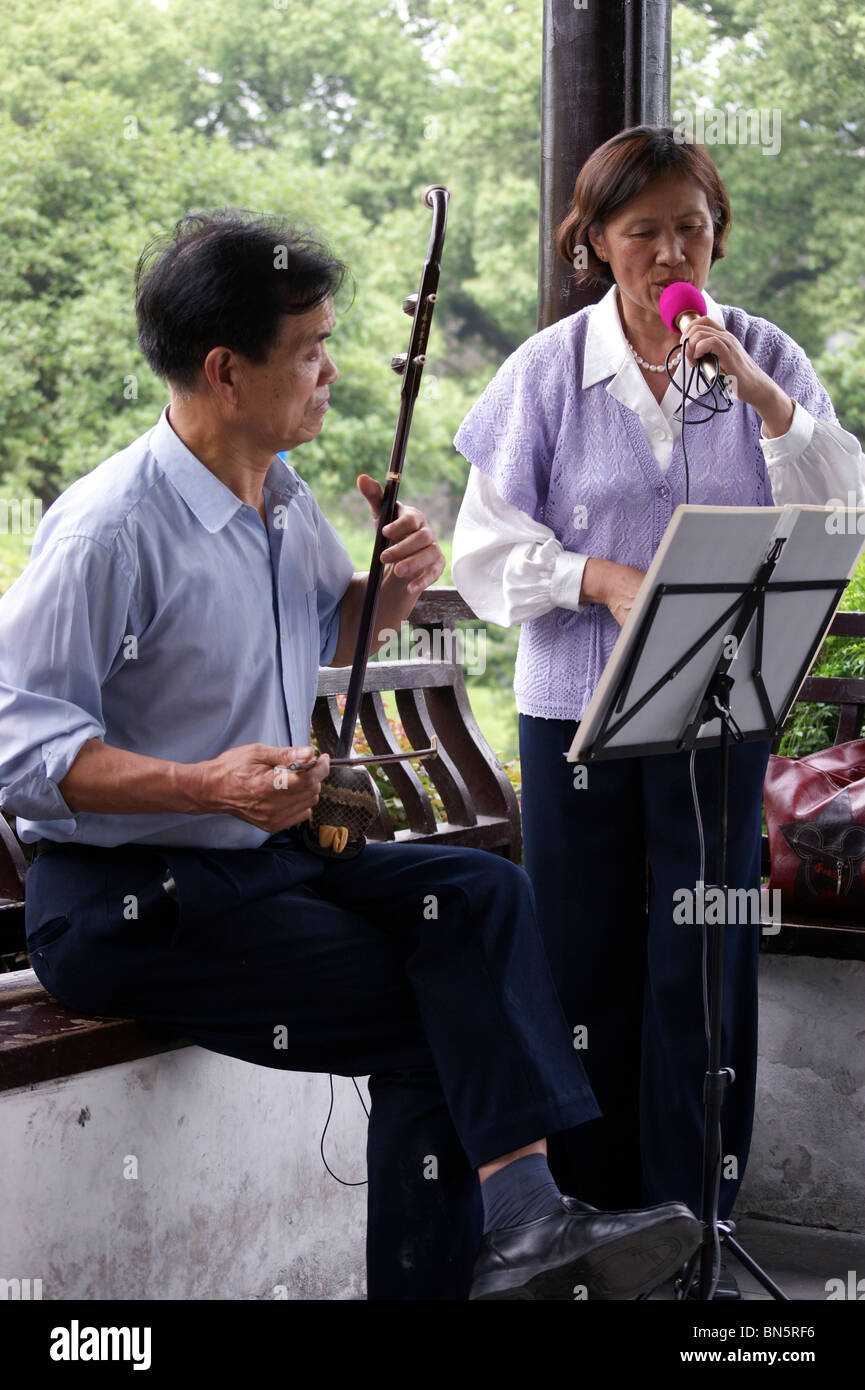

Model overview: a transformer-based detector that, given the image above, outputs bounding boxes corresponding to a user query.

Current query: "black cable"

[665,346,734,506]
[687,748,722,1300]
[319,1072,370,1187]
[670,346,735,1298]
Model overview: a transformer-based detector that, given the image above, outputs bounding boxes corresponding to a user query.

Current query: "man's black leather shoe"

[469,1197,701,1301]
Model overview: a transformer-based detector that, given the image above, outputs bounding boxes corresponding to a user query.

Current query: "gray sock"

[481,1153,563,1234]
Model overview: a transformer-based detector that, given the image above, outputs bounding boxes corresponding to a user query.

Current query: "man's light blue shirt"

[0,407,355,848]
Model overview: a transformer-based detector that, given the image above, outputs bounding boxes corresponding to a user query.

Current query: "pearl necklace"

[627,338,682,373]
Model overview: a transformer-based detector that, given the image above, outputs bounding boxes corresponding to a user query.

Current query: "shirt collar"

[582,282,725,390]
[150,406,300,533]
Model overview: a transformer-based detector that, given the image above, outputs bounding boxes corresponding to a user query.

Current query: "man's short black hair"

[135,211,349,391]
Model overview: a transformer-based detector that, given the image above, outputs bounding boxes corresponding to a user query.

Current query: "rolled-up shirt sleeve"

[452,467,589,626]
[0,535,135,822]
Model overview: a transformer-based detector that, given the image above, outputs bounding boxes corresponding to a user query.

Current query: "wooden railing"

[313,589,520,853]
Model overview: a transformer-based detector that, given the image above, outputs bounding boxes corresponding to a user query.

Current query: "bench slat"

[798,675,865,706]
[0,969,185,1093]
[820,611,865,638]
[395,687,478,828]
[408,589,480,626]
[423,680,521,839]
[761,920,865,960]
[317,659,458,696]
[359,689,438,835]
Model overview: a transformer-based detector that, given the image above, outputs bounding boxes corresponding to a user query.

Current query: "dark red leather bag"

[764,739,865,920]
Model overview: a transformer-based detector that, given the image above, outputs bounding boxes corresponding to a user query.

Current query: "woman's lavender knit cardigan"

[453,302,837,722]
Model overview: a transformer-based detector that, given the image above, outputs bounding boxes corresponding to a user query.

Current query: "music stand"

[569,503,865,1300]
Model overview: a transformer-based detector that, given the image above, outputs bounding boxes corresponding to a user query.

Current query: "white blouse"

[451,285,865,628]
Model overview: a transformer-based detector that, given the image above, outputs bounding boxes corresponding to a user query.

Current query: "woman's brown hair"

[556,126,732,288]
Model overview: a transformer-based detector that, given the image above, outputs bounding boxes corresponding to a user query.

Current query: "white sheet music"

[568,505,865,762]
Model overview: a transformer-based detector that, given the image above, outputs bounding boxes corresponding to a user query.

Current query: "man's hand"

[357,474,445,595]
[196,743,331,833]
[56,736,331,829]
[328,476,447,665]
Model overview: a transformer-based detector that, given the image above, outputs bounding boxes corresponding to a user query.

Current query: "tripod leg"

[723,1233,790,1301]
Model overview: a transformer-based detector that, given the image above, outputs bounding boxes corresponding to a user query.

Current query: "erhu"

[292,184,450,858]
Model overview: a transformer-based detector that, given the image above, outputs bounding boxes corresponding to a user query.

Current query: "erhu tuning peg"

[391,353,408,374]
[402,293,418,317]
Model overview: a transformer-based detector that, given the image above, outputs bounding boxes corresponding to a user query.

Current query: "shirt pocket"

[26,913,73,953]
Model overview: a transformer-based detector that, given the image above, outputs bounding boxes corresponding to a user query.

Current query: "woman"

[451,126,864,1295]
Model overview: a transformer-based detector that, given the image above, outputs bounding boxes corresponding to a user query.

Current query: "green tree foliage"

[674,0,865,437]
[1,0,864,767]
[0,0,540,505]
[4,0,861,508]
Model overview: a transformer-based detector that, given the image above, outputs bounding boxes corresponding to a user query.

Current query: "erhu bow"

[295,184,450,858]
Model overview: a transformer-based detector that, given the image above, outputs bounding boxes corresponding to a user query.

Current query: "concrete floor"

[649,1217,865,1300]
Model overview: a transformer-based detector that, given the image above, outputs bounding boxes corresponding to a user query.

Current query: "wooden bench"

[0,588,520,1093]
[760,610,865,963]
[6,596,864,1093]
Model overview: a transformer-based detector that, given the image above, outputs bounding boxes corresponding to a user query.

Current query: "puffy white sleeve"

[451,467,590,627]
[761,402,865,507]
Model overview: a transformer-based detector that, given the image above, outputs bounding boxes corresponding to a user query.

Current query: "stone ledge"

[0,1048,369,1299]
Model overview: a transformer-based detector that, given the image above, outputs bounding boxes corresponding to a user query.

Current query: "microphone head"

[658,281,707,332]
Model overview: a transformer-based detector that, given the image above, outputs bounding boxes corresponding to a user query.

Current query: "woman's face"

[589,172,716,327]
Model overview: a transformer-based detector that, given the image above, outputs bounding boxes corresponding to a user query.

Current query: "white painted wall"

[0,1049,369,1300]
[2,950,861,1303]
[737,955,865,1234]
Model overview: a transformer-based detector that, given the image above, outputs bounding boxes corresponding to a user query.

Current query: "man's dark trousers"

[25,830,600,1300]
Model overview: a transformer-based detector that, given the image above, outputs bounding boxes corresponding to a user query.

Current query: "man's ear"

[202,346,239,405]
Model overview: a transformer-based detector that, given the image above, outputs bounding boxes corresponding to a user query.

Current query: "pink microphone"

[658,281,718,385]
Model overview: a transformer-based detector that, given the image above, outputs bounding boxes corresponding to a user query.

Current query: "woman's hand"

[581,558,646,627]
[678,316,795,438]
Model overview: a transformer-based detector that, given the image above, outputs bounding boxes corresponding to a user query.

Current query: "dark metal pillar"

[538,0,672,329]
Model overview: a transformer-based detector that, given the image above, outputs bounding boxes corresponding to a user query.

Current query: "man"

[0,211,700,1300]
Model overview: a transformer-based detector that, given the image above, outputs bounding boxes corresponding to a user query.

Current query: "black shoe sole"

[472,1214,701,1301]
